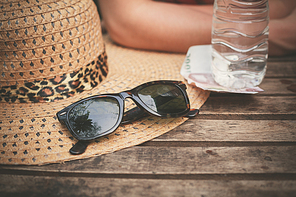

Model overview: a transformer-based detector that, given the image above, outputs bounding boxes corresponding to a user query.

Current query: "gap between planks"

[139,141,296,147]
[0,169,296,180]
[194,114,296,120]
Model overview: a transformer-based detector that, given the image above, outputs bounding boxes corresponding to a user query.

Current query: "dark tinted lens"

[138,84,187,114]
[68,97,120,139]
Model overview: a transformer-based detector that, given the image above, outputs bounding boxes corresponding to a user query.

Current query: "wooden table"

[1,55,296,197]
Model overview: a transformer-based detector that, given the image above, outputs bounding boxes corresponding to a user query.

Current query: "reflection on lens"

[68,97,120,138]
[138,84,187,114]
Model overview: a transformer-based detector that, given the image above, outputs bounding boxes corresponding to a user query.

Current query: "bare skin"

[97,0,296,56]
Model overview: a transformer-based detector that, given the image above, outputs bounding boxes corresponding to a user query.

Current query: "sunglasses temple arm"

[121,106,150,124]
[122,106,199,123]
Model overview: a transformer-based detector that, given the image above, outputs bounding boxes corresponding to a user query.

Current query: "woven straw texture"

[0,0,210,165]
[1,0,104,84]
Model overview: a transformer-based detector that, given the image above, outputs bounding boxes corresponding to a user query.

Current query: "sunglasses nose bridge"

[119,91,133,100]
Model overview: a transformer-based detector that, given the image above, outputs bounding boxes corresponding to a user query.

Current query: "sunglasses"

[57,80,199,154]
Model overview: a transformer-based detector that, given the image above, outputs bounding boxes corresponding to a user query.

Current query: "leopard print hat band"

[0,52,108,103]
[0,0,108,103]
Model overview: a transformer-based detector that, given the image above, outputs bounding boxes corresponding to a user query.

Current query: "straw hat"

[0,0,209,165]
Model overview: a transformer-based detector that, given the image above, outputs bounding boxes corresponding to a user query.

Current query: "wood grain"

[1,145,296,174]
[266,62,296,77]
[1,175,295,197]
[200,96,296,115]
[256,78,296,95]
[156,119,296,142]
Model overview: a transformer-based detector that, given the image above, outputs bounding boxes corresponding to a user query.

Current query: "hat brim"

[0,35,209,165]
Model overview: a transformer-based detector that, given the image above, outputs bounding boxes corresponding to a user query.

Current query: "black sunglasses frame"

[57,80,192,141]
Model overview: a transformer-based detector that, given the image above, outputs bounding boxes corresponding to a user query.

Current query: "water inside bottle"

[212,49,267,88]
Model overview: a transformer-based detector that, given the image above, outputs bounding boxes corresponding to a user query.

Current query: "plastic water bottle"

[211,0,269,89]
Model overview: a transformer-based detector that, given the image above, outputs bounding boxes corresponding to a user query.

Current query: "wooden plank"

[268,54,296,62]
[2,146,296,174]
[200,96,296,116]
[0,175,296,197]
[259,78,296,95]
[155,119,296,142]
[266,62,296,77]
